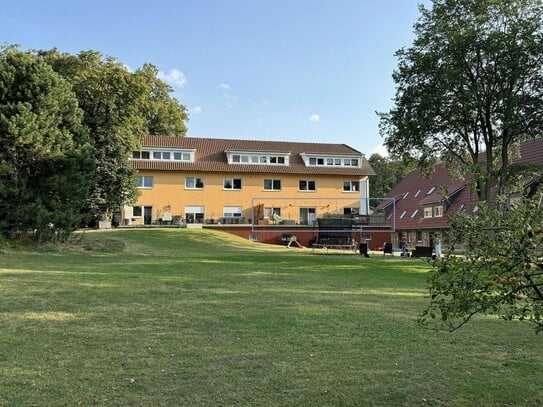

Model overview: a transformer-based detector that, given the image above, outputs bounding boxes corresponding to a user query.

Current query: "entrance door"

[300,208,317,225]
[144,206,153,225]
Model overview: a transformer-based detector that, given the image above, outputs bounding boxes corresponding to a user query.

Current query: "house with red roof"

[126,136,375,232]
[377,138,543,250]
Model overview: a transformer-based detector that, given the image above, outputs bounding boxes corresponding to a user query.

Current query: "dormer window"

[301,153,362,168]
[132,151,150,160]
[132,149,194,162]
[226,150,289,166]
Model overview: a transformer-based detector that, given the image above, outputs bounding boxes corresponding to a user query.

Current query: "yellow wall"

[128,170,365,224]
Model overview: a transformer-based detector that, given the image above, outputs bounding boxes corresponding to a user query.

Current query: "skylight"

[414,189,421,197]
[399,210,407,219]
[427,187,436,195]
[411,209,419,218]
[403,191,409,199]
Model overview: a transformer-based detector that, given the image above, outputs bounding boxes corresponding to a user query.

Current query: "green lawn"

[1,229,542,406]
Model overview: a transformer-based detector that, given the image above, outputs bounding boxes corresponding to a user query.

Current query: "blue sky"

[1,0,429,156]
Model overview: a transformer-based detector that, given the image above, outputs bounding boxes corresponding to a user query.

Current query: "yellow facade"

[127,170,368,225]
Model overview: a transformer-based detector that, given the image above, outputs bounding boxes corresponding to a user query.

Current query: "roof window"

[427,187,436,195]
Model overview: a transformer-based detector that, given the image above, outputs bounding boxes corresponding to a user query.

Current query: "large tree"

[379,0,543,201]
[39,49,188,222]
[0,48,93,240]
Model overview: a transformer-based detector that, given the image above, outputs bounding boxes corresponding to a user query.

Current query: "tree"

[0,48,92,240]
[39,49,188,222]
[135,63,188,136]
[368,153,416,200]
[421,191,543,333]
[379,0,543,202]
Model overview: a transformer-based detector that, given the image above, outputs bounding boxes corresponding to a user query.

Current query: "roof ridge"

[144,134,359,149]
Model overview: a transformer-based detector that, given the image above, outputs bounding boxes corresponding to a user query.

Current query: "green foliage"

[380,0,543,201]
[421,191,543,333]
[39,49,188,221]
[135,63,188,136]
[368,153,416,200]
[0,48,92,241]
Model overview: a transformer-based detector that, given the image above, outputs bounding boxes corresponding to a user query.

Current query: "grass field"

[1,229,542,406]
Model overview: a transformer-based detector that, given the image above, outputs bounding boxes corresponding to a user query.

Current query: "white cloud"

[191,106,202,114]
[370,144,389,157]
[308,114,320,122]
[158,68,187,88]
[123,64,133,73]
[225,102,233,109]
[220,83,231,91]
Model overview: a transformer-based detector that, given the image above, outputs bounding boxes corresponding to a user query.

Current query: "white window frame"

[137,176,154,189]
[264,179,281,191]
[343,181,360,192]
[301,153,362,168]
[434,205,444,217]
[226,151,289,166]
[223,206,243,217]
[423,207,433,218]
[133,148,195,162]
[223,178,242,190]
[299,180,316,192]
[185,177,204,190]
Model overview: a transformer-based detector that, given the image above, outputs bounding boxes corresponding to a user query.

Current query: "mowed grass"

[1,230,542,406]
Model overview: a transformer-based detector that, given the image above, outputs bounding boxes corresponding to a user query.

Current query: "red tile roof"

[133,136,375,176]
[380,138,543,230]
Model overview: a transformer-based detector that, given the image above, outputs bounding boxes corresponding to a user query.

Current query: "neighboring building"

[124,136,375,227]
[376,166,478,249]
[377,138,543,250]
